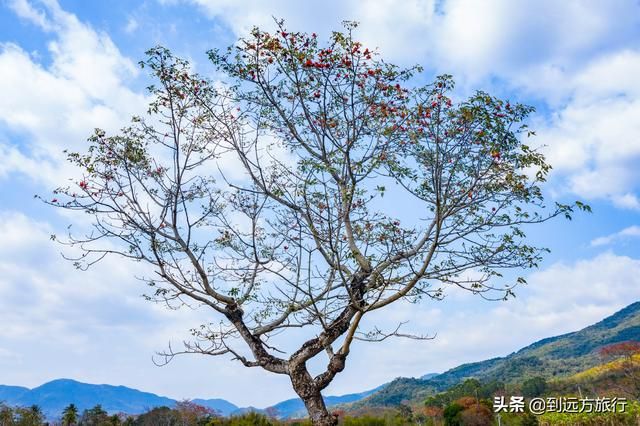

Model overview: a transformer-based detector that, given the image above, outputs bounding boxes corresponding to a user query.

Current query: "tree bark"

[290,362,337,426]
[301,392,336,426]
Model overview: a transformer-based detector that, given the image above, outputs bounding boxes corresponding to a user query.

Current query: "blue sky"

[1,0,640,408]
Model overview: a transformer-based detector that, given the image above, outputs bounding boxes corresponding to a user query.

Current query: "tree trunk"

[290,363,337,426]
[301,391,337,426]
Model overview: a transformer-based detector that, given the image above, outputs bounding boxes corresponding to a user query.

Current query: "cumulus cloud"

[433,0,640,80]
[591,225,640,247]
[174,0,640,77]
[0,0,146,186]
[9,0,54,31]
[535,50,640,208]
[169,0,640,209]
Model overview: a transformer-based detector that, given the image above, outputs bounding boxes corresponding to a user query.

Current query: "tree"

[598,340,640,362]
[0,403,14,426]
[521,376,547,397]
[47,21,586,426]
[597,340,640,397]
[14,405,44,426]
[175,400,216,425]
[444,397,492,426]
[133,406,179,426]
[62,403,79,426]
[520,411,539,426]
[80,404,109,426]
[458,404,492,426]
[443,402,464,426]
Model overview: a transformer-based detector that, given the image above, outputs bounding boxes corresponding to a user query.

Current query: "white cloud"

[427,0,640,87]
[535,50,640,207]
[0,0,146,187]
[176,0,640,76]
[9,0,54,31]
[0,210,297,406]
[124,17,139,34]
[170,0,640,209]
[591,225,640,247]
[612,193,640,210]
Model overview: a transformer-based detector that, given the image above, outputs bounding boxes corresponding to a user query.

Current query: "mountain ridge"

[353,301,640,407]
[0,378,384,420]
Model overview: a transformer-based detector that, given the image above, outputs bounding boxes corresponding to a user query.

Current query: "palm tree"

[61,404,78,426]
[14,405,44,426]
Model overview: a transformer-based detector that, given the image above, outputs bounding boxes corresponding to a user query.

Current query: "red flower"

[79,181,88,189]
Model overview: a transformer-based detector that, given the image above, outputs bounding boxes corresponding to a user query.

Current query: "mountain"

[191,398,239,416]
[354,301,640,407]
[265,385,385,419]
[0,385,29,402]
[0,380,379,420]
[0,379,176,419]
[419,373,439,380]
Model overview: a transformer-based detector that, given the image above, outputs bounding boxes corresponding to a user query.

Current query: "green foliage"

[0,403,14,426]
[12,405,45,426]
[206,412,277,425]
[425,379,504,408]
[62,403,79,426]
[133,404,219,426]
[519,412,539,426]
[442,403,463,426]
[538,400,640,425]
[341,416,386,426]
[80,404,110,426]
[521,377,547,398]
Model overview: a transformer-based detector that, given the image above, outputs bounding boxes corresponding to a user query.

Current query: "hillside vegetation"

[353,302,640,407]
